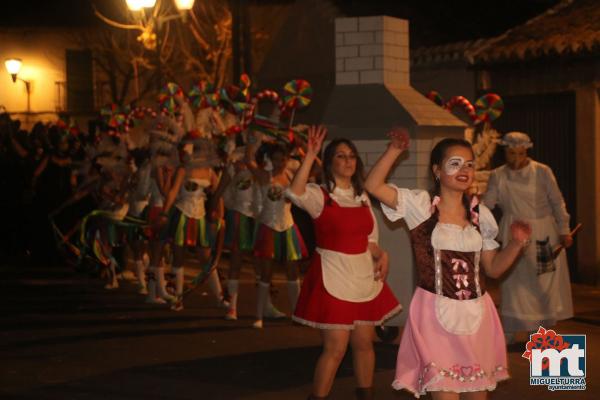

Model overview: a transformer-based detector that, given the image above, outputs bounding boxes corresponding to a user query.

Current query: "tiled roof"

[411,0,600,66]
[411,40,485,67]
[467,0,600,63]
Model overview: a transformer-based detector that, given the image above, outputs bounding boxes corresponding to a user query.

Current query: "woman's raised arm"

[289,125,327,197]
[364,128,409,209]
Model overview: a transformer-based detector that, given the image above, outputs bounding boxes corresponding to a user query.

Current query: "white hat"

[499,131,533,149]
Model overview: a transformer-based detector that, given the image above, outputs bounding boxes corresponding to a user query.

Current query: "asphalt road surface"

[1,258,598,400]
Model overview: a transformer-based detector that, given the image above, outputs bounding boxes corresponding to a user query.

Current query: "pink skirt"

[393,287,509,397]
[293,252,402,329]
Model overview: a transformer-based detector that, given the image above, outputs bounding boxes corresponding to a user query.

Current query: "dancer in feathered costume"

[246,126,308,328]
[221,151,256,320]
[80,134,133,289]
[157,98,228,311]
[125,147,153,294]
[145,111,185,304]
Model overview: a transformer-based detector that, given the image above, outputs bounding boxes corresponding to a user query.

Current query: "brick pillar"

[335,16,409,87]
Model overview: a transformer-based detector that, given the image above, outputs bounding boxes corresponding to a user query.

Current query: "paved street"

[1,258,598,400]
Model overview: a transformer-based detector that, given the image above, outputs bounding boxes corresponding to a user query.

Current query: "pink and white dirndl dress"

[381,186,509,397]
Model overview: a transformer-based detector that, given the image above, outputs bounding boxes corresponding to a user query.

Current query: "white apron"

[496,166,573,327]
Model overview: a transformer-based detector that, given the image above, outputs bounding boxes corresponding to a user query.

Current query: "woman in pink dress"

[287,126,401,400]
[365,130,532,400]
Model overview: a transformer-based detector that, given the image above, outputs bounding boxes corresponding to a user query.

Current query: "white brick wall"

[359,70,384,84]
[358,16,384,32]
[335,45,358,59]
[359,44,384,57]
[344,32,375,46]
[335,16,410,87]
[383,17,408,34]
[336,71,359,85]
[345,56,373,71]
[352,139,431,189]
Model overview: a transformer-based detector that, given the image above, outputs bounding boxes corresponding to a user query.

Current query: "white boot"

[135,259,148,294]
[145,268,166,304]
[207,269,229,308]
[254,282,270,328]
[264,285,286,319]
[156,266,175,302]
[225,279,239,320]
[170,266,185,311]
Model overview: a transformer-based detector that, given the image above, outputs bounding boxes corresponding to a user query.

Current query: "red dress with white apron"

[293,188,401,329]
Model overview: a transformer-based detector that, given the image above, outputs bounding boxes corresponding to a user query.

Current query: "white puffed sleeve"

[285,183,325,219]
[380,184,432,230]
[478,204,500,250]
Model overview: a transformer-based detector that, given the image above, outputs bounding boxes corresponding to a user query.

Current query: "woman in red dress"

[287,126,401,400]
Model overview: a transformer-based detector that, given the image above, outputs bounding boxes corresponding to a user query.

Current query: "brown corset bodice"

[409,212,486,300]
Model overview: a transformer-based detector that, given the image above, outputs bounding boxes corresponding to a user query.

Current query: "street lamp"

[174,0,195,10]
[5,58,22,82]
[95,0,197,94]
[122,0,195,89]
[125,0,157,11]
[125,0,194,12]
[5,58,32,113]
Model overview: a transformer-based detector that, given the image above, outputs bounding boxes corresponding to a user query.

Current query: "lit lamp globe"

[175,0,195,10]
[5,58,22,83]
[126,0,157,11]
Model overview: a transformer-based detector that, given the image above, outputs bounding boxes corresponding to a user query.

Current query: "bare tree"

[75,0,292,108]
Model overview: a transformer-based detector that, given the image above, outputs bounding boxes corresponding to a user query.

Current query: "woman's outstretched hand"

[306,125,327,158]
[510,220,532,247]
[387,127,410,152]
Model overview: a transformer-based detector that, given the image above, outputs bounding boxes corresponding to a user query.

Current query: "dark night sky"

[0,0,559,47]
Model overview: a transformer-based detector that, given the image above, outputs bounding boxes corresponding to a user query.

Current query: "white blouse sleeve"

[380,184,432,230]
[285,183,325,219]
[478,204,500,251]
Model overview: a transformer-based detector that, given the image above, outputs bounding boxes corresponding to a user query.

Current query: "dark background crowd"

[0,113,102,266]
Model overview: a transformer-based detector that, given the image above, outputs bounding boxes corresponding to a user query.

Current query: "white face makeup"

[443,156,474,176]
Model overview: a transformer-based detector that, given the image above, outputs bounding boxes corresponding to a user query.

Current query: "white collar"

[326,185,368,203]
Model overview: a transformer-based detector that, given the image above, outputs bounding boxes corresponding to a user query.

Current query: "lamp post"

[124,0,195,89]
[5,58,32,114]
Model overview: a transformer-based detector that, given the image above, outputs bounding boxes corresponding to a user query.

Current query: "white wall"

[0,28,79,128]
[335,16,410,88]
[352,137,431,325]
